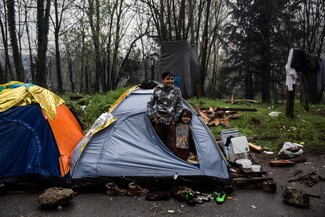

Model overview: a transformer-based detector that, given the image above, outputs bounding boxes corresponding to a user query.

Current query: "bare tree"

[7,0,24,81]
[0,0,14,81]
[297,0,325,103]
[22,0,35,82]
[50,0,75,92]
[35,0,51,88]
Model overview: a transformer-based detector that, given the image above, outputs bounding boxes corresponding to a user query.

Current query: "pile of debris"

[195,106,256,127]
[230,144,277,194]
[217,128,324,208]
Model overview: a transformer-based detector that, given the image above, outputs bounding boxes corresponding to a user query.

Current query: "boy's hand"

[153,117,159,125]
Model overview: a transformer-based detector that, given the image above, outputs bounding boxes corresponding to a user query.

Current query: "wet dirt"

[0,149,324,217]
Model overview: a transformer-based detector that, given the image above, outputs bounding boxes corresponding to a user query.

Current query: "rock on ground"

[37,187,74,208]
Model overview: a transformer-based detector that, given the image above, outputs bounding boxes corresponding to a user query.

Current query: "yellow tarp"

[0,81,64,120]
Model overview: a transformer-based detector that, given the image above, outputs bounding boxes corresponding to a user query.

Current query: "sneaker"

[106,182,127,196]
[127,182,149,196]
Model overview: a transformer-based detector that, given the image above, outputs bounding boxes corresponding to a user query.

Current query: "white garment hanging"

[285,48,298,91]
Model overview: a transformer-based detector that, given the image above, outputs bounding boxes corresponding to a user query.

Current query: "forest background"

[1,0,325,103]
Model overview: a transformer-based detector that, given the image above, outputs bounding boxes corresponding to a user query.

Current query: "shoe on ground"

[174,187,192,202]
[106,182,127,196]
[127,182,149,196]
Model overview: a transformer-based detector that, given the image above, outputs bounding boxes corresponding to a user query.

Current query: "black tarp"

[160,40,199,99]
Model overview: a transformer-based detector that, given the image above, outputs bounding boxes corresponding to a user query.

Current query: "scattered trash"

[167,209,175,214]
[268,111,281,117]
[251,165,261,172]
[278,142,303,159]
[213,191,226,204]
[236,158,252,168]
[251,205,256,208]
[263,151,274,155]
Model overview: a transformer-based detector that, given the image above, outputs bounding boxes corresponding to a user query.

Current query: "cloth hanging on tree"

[285,48,298,91]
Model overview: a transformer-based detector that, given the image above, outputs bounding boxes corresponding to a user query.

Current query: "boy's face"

[162,75,174,87]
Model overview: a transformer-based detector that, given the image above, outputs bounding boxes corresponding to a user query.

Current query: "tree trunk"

[198,0,211,96]
[23,0,35,82]
[245,71,254,99]
[0,62,4,83]
[54,0,63,93]
[260,1,273,103]
[7,0,24,81]
[87,0,102,92]
[67,50,75,92]
[36,0,51,88]
[0,6,14,80]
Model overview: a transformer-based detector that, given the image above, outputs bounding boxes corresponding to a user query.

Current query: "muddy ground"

[0,148,324,217]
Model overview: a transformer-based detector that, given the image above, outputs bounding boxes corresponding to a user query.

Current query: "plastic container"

[235,159,252,168]
[251,165,261,172]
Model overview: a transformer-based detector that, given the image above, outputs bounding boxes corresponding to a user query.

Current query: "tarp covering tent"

[70,86,231,187]
[160,40,200,99]
[0,81,84,183]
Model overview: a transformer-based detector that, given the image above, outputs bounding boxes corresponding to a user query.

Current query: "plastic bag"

[278,142,303,158]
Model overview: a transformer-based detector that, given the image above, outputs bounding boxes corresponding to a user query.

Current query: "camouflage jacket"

[147,84,183,125]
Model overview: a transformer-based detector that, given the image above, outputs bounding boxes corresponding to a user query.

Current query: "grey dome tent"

[70,86,231,187]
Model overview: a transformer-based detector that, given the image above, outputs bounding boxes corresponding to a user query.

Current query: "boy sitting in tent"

[147,71,183,154]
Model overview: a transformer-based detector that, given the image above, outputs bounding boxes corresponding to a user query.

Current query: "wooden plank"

[248,142,263,153]
[233,176,273,182]
[198,110,210,124]
[269,160,294,167]
[262,173,277,193]
[288,168,317,182]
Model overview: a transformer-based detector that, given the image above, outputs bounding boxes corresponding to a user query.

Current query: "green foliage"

[62,87,129,129]
[187,98,325,151]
